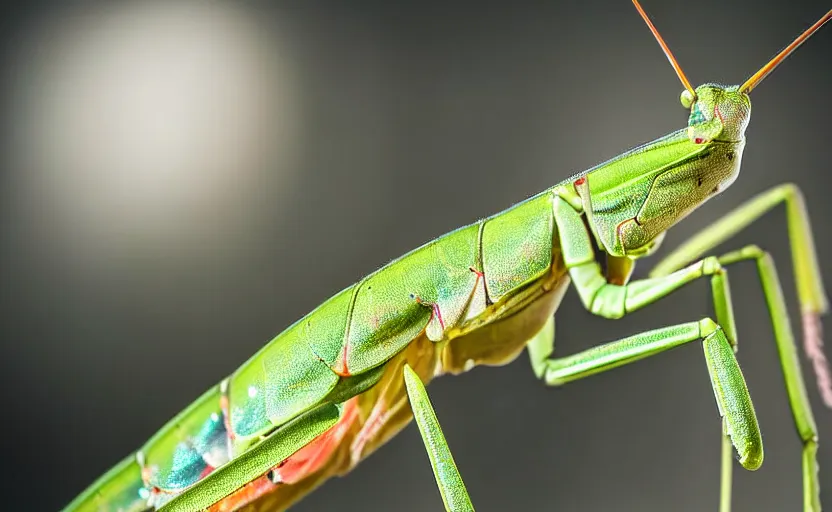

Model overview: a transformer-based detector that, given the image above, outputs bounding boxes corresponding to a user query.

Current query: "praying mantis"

[61,1,832,511]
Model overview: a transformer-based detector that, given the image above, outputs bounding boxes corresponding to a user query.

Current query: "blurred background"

[1,0,831,510]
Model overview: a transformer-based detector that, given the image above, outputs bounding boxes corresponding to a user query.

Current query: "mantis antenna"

[632,0,696,98]
[741,8,832,93]
[633,1,832,96]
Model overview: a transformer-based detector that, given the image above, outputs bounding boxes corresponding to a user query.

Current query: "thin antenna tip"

[740,8,832,93]
[632,0,696,96]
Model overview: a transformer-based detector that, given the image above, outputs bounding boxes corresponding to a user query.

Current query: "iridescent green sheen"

[159,404,341,512]
[141,385,227,491]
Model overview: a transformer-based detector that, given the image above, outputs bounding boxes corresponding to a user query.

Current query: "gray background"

[1,1,831,510]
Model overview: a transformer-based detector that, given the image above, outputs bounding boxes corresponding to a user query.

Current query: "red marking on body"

[432,303,446,330]
[694,137,704,144]
[574,177,586,186]
[272,432,339,485]
[207,475,274,512]
[336,340,351,377]
[714,104,724,123]
[415,294,445,331]
[469,266,491,306]
[146,485,182,510]
[199,464,215,480]
[208,400,360,511]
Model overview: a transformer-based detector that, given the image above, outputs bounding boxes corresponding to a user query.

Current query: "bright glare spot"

[7,0,298,262]
[248,386,258,399]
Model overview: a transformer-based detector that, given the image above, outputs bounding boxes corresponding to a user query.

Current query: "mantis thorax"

[573,84,751,259]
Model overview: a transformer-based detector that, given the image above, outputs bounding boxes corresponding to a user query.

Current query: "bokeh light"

[5,0,298,266]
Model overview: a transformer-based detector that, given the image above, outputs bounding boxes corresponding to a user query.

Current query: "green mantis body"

[64,3,832,511]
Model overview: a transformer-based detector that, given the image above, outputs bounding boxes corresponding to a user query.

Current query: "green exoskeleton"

[64,2,832,511]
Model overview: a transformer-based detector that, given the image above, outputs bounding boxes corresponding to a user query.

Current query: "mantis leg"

[652,183,831,404]
[403,364,474,512]
[657,245,822,511]
[534,318,762,469]
[718,247,819,512]
[648,184,827,512]
[546,192,824,511]
[526,318,765,511]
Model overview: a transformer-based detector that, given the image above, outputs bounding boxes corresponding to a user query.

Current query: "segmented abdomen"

[65,190,557,511]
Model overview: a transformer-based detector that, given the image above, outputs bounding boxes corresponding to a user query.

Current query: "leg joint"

[718,244,770,266]
[700,255,724,276]
[698,317,722,337]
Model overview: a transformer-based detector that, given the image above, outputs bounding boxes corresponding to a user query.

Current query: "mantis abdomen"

[68,181,577,511]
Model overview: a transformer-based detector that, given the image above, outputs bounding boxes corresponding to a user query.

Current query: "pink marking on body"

[432,303,446,331]
[271,398,359,484]
[350,404,390,463]
[803,312,832,407]
[714,104,724,123]
[415,293,445,332]
[208,400,360,511]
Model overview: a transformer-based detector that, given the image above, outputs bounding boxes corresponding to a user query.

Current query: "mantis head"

[579,2,830,258]
[682,84,750,145]
[636,0,831,149]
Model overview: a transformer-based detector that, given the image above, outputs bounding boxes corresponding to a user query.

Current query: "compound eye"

[680,89,696,109]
